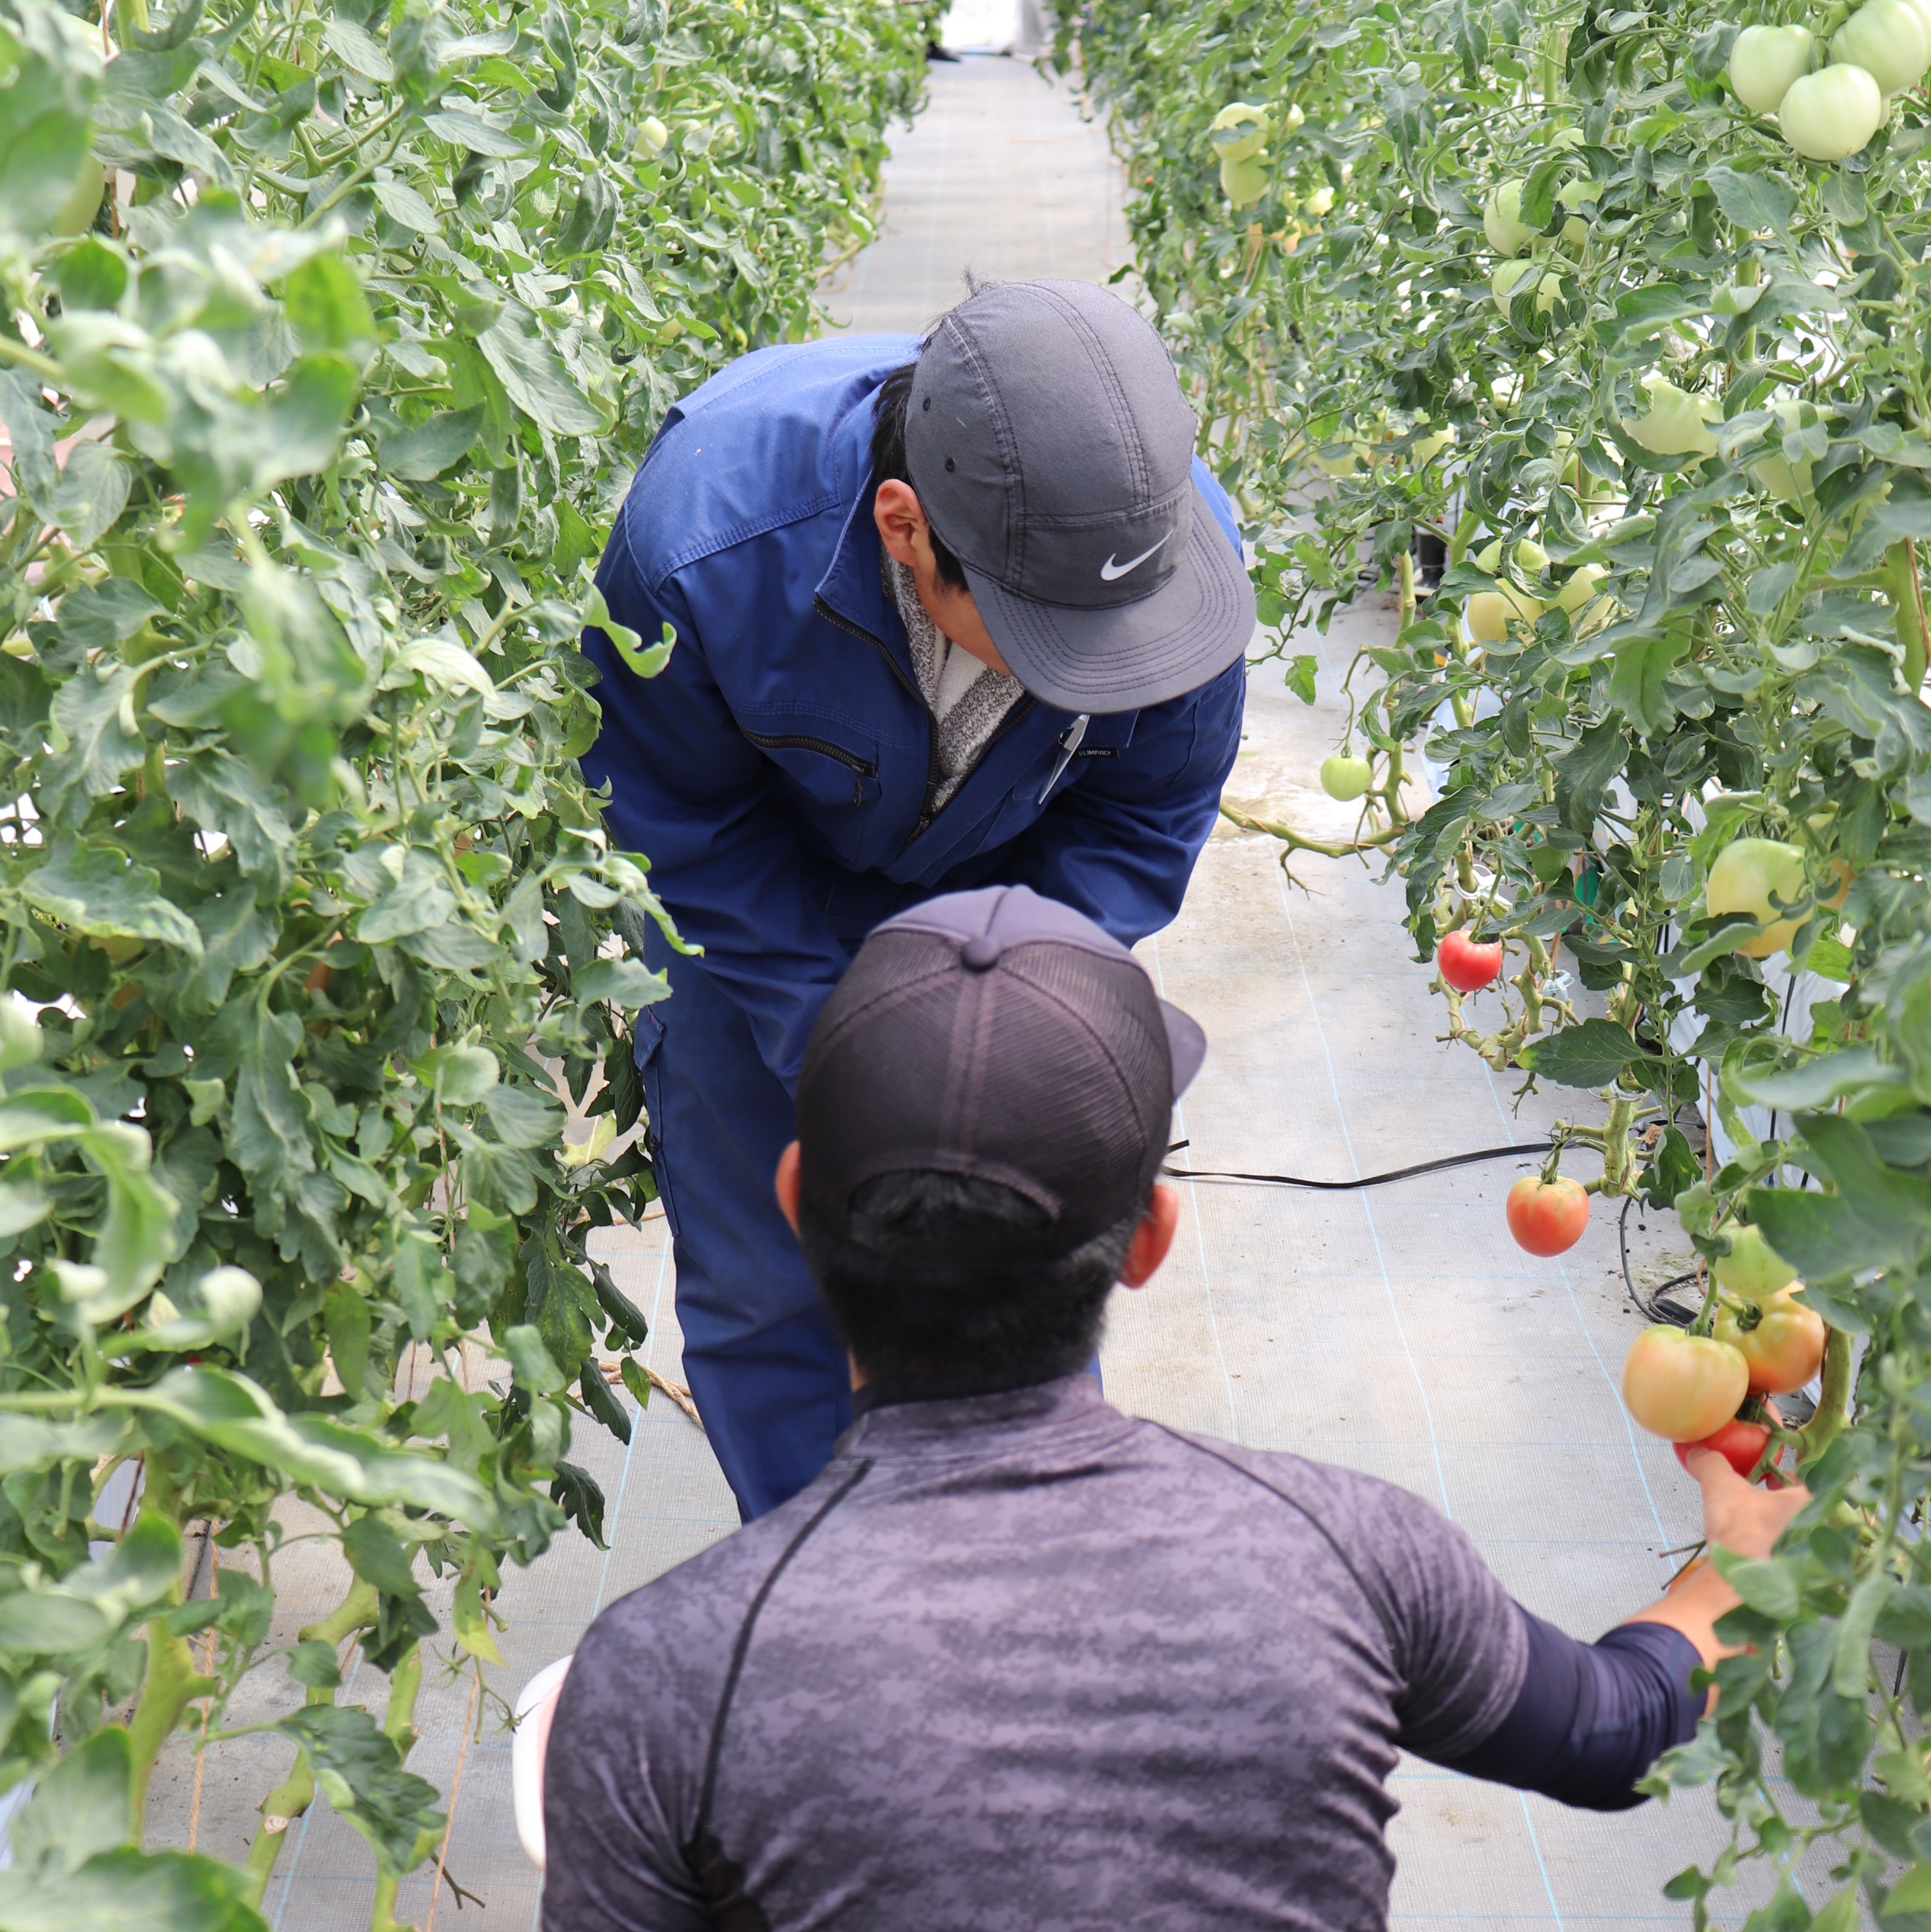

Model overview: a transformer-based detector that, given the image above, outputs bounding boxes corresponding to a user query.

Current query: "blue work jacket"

[581,334,1247,1093]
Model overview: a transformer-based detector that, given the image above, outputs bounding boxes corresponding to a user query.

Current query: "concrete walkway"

[820,56,1130,334]
[149,52,1789,1932]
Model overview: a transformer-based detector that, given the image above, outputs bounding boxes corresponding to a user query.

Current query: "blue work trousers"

[635,934,852,1521]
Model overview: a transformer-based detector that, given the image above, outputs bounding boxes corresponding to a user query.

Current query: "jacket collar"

[836,1372,1130,1464]
[814,403,915,680]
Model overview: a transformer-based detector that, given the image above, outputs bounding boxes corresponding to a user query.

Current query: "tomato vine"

[1068,0,1931,1917]
[0,0,930,1919]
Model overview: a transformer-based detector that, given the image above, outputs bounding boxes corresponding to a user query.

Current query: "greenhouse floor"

[148,52,1813,1932]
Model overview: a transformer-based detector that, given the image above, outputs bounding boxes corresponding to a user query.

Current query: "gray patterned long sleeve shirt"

[541,1374,1528,1932]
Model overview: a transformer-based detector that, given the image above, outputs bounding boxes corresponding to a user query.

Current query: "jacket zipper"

[742,729,876,807]
[912,694,1036,841]
[812,593,1041,852]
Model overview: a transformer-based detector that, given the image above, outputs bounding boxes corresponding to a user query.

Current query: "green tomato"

[1220,153,1270,207]
[1515,536,1548,574]
[1706,836,1807,957]
[1833,0,1929,92]
[1465,584,1545,641]
[1491,257,1537,310]
[1727,23,1815,113]
[1779,63,1884,159]
[635,115,670,156]
[1304,183,1335,217]
[1711,1224,1799,1302]
[1210,100,1271,163]
[1484,180,1532,257]
[1555,177,1592,249]
[1750,398,1815,503]
[1320,753,1373,801]
[1412,422,1456,462]
[1535,272,1562,315]
[1554,563,1612,633]
[1550,127,1587,151]
[1711,279,1767,316]
[1625,372,1719,457]
[1554,563,1605,614]
[0,1001,42,1073]
[1474,537,1504,572]
[52,158,105,237]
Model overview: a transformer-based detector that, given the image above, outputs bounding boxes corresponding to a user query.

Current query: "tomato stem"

[1798,1326,1855,1470]
[1881,539,1930,696]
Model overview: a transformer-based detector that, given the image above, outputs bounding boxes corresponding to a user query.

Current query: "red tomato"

[1437,930,1504,992]
[1714,1289,1827,1395]
[1506,1174,1590,1255]
[1621,1327,1749,1441]
[1673,1419,1773,1482]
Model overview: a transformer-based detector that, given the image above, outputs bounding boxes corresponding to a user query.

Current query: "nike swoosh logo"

[1099,533,1172,582]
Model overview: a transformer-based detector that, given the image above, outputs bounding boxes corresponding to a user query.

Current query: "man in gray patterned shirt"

[543,885,1805,1932]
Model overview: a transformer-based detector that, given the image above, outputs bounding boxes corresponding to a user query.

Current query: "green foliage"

[1073,0,1931,1916]
[0,0,927,1915]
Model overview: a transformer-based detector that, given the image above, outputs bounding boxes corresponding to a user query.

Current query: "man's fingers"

[1683,1446,1749,1494]
[1686,1446,1810,1558]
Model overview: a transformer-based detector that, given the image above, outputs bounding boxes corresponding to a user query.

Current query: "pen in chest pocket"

[1037,713,1090,804]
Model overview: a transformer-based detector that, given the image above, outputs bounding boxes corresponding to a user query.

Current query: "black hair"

[868,360,970,596]
[796,1169,1144,1400]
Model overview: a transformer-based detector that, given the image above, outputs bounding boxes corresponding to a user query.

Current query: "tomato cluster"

[1729,0,1931,161]
[1619,1223,1826,1470]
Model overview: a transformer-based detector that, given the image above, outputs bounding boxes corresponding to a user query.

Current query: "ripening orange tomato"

[1714,1289,1827,1395]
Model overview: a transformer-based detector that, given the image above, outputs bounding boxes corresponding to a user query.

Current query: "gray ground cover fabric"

[143,55,1843,1931]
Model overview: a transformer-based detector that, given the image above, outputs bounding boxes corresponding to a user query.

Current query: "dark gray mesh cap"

[902,278,1255,714]
[796,886,1206,1255]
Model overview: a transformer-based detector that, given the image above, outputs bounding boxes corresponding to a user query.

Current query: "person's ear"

[873,479,927,569]
[774,1141,803,1235]
[1119,1182,1180,1288]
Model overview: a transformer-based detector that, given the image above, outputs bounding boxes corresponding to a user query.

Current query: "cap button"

[960,935,1002,972]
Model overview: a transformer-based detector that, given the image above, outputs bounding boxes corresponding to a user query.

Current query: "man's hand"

[1684,1444,1810,1561]
[1621,1446,1810,1693]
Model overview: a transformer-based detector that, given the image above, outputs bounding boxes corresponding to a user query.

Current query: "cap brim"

[1159,998,1206,1099]
[965,482,1257,714]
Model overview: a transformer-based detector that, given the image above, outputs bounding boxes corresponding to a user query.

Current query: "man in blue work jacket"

[581,277,1255,1520]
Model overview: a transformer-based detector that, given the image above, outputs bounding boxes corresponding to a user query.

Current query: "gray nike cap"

[901,278,1256,715]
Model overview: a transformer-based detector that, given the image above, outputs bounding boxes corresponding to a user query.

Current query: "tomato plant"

[0,0,931,1920]
[1069,0,1931,1903]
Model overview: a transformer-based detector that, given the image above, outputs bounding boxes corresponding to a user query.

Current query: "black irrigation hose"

[1618,1195,1703,1328]
[1161,1139,1556,1191]
[1159,1141,1751,1350]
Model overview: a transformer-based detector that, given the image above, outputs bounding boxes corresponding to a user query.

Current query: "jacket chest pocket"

[743,727,880,811]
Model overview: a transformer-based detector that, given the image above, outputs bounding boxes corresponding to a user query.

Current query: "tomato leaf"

[1515,1016,1651,1087]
